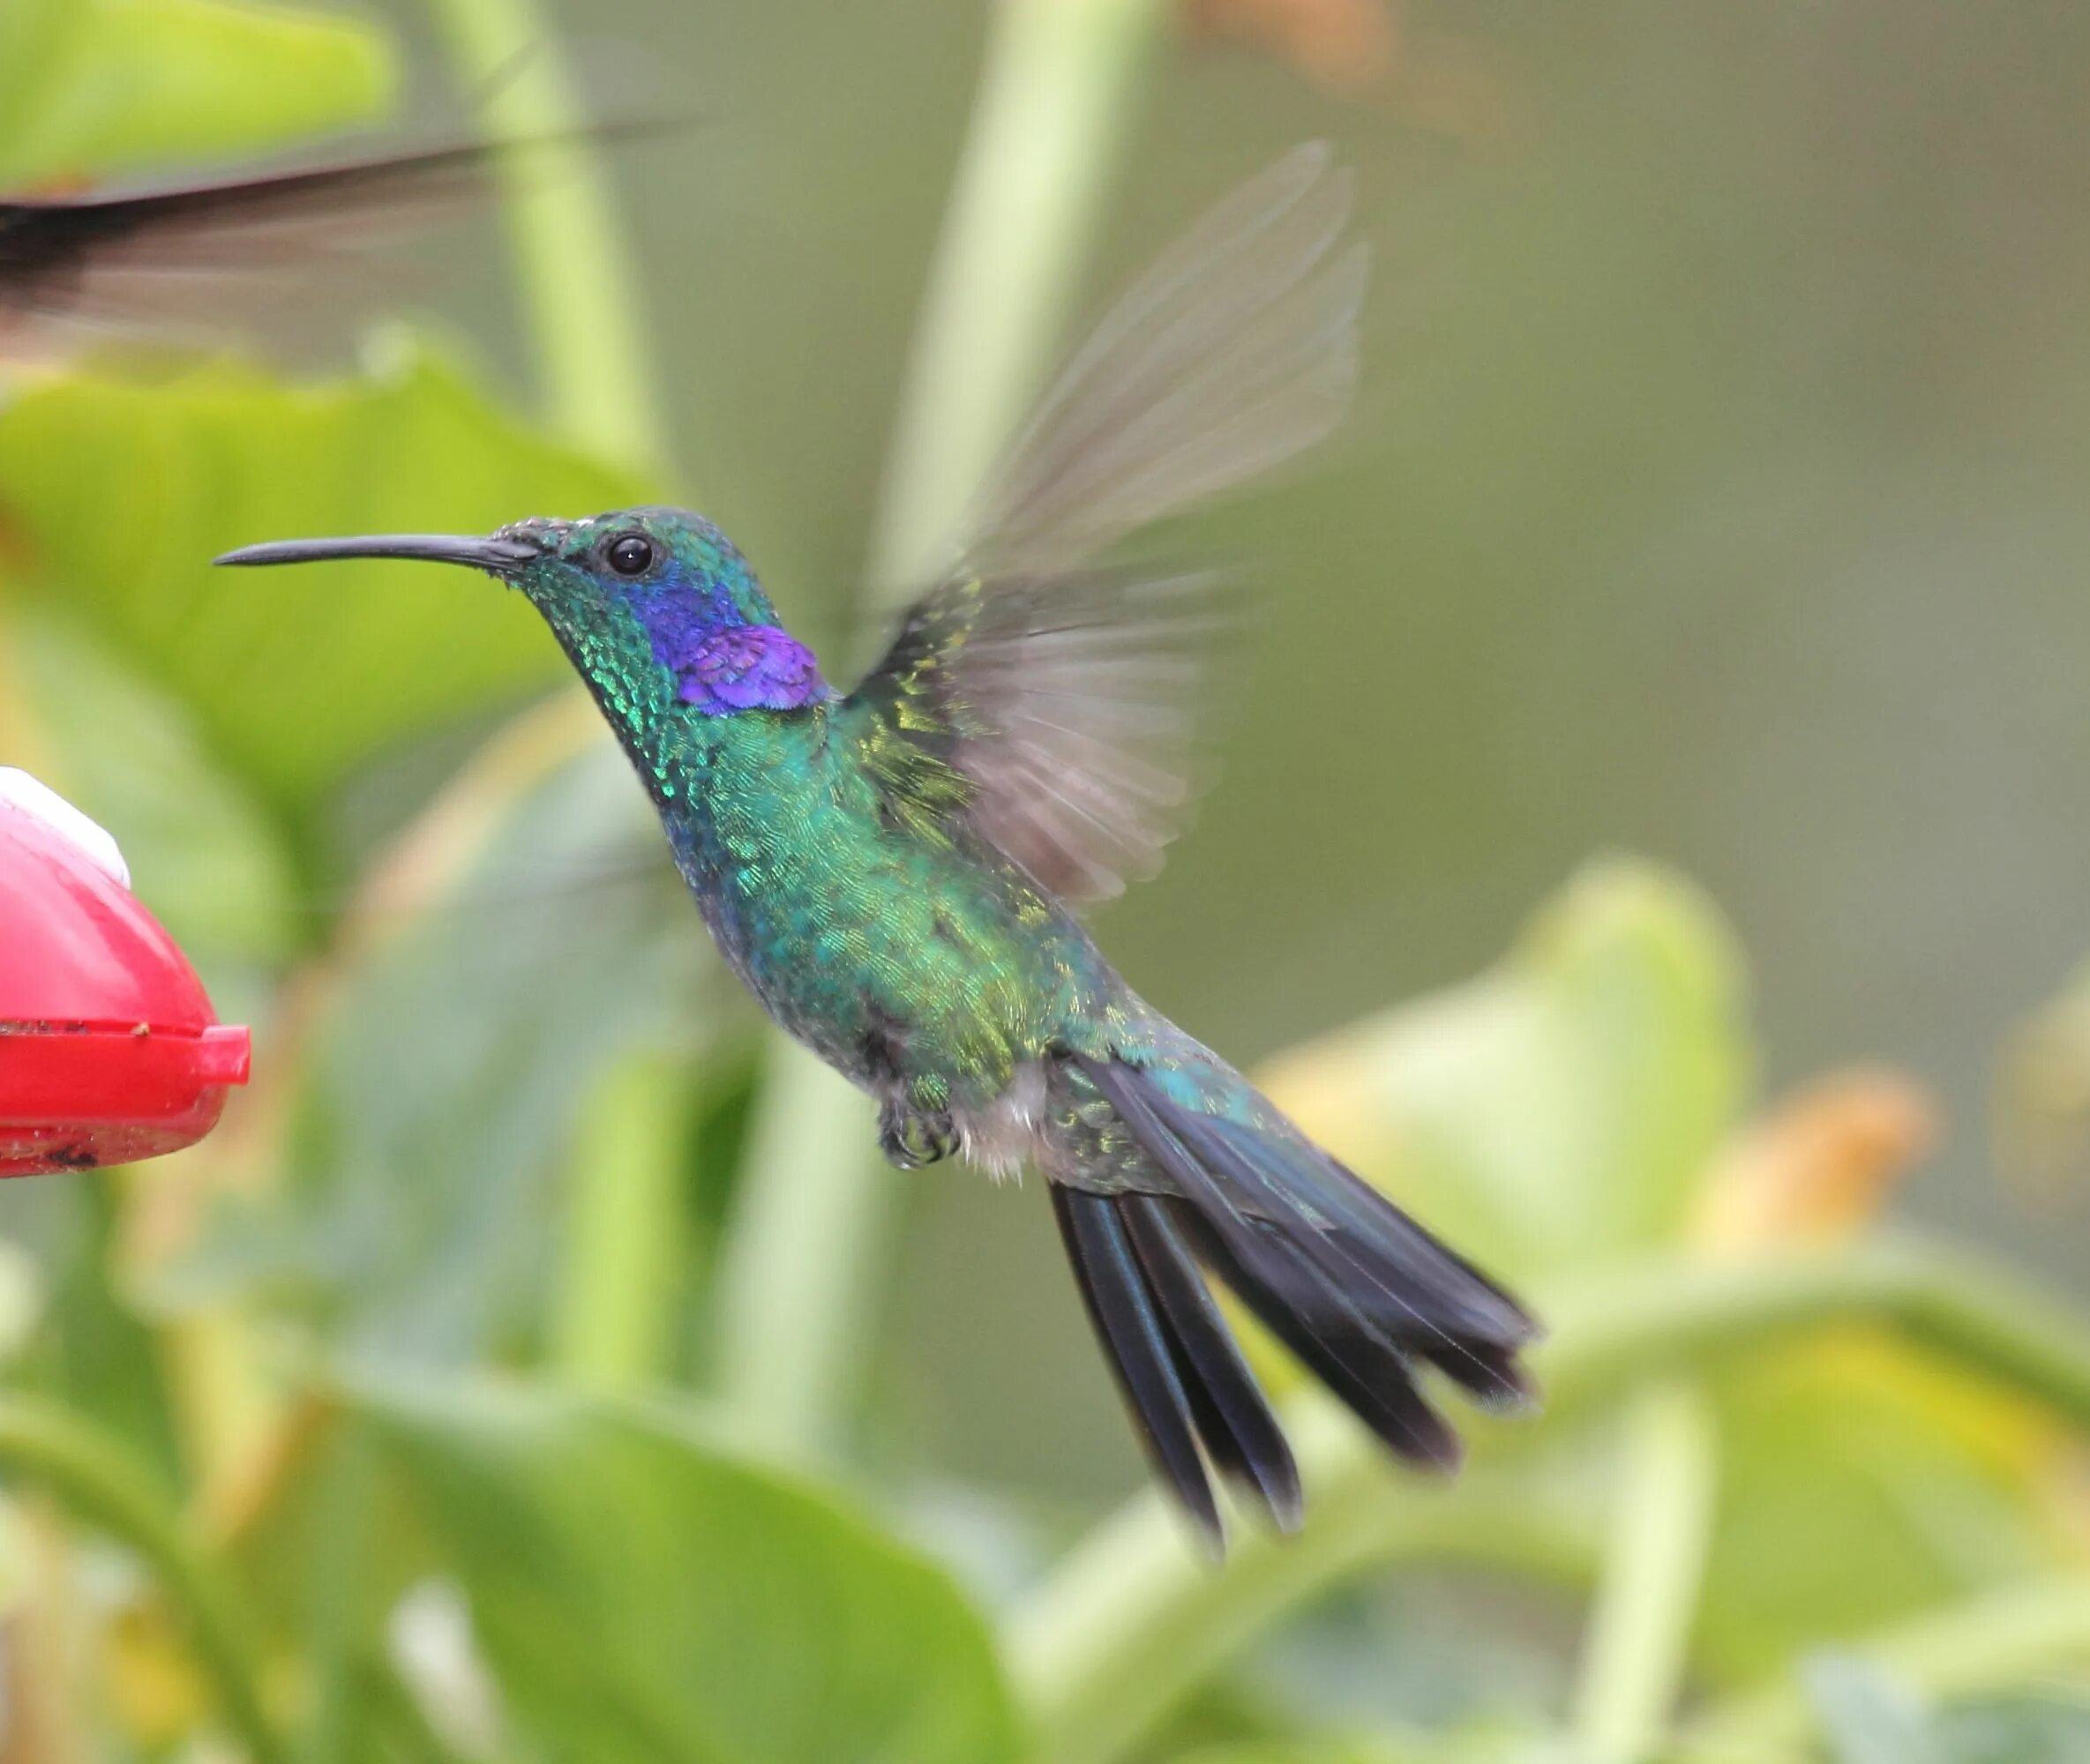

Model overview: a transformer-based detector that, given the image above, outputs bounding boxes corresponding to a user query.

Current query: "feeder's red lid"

[0,769,250,1176]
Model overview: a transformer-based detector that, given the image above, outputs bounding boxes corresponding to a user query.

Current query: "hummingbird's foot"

[879,1102,958,1170]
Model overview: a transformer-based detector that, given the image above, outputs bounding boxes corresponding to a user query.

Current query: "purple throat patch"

[676,624,827,714]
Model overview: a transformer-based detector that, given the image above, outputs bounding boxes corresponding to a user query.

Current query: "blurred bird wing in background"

[0,137,558,353]
[849,143,1365,901]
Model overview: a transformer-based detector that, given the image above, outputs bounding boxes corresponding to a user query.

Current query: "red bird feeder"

[0,769,250,1176]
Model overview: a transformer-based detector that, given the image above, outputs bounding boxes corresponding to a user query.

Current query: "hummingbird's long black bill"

[213,533,538,572]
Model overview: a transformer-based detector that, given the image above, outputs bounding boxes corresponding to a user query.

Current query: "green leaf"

[1,1178,185,1485]
[1177,1735,1569,1764]
[0,341,647,811]
[1696,1334,2083,1682]
[1175,1748,1413,1764]
[10,614,296,974]
[1260,859,1751,1284]
[351,1376,1025,1764]
[1935,1694,2090,1764]
[1994,957,2090,1206]
[0,0,393,188]
[1799,1663,2090,1764]
[1808,1656,1944,1764]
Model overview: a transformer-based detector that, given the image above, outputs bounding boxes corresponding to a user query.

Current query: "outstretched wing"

[0,136,596,348]
[845,143,1364,902]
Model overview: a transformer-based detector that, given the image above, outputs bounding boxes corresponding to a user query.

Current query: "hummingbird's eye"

[605,534,655,577]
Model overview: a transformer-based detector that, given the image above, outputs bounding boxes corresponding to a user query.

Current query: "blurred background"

[1,1,2087,1760]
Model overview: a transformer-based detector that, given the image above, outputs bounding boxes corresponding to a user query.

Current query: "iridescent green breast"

[648,700,1111,1113]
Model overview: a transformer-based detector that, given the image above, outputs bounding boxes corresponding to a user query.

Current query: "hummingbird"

[218,146,1536,1544]
[0,135,588,352]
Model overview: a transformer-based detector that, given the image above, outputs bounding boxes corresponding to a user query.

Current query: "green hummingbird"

[218,146,1536,1544]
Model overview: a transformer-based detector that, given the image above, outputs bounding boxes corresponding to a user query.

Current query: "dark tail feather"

[1075,1052,1538,1484]
[1118,1194,1303,1529]
[1050,1186,1301,1544]
[1050,1186,1221,1542]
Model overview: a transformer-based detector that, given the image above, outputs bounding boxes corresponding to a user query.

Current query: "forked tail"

[1049,1050,1538,1545]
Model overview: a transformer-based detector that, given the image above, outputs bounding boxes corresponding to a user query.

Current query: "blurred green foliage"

[0,0,391,187]
[0,352,639,812]
[356,1377,1024,1763]
[1256,865,1752,1285]
[0,4,2086,1764]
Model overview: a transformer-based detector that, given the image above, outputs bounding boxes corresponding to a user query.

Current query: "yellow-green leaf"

[0,341,647,810]
[8,614,296,971]
[1697,1332,2090,1682]
[0,0,393,189]
[353,1378,1026,1764]
[1260,859,1751,1285]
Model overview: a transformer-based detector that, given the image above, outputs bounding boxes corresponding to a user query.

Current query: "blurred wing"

[970,139,1364,577]
[0,140,516,348]
[847,144,1363,902]
[849,564,1221,899]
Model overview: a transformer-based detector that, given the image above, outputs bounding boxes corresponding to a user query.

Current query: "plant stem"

[711,0,1166,1464]
[1681,1574,2090,1761]
[0,1393,285,1764]
[1012,1237,2090,1764]
[865,0,1169,593]
[427,0,666,473]
[1568,1381,1720,1762]
[708,1039,876,1458]
[711,1037,877,1460]
[551,1053,690,1388]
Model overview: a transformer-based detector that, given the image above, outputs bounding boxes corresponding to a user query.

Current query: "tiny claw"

[878,1102,957,1170]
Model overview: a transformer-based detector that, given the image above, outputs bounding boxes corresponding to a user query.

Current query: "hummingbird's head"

[215,505,828,718]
